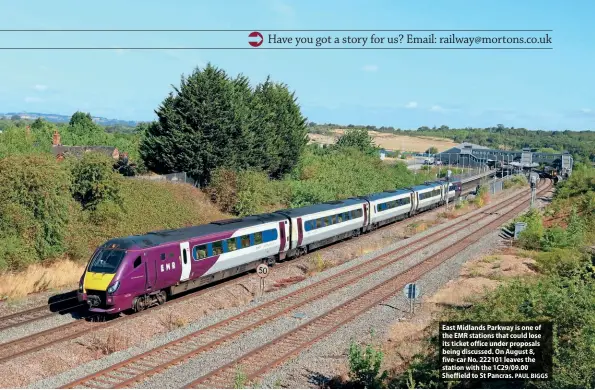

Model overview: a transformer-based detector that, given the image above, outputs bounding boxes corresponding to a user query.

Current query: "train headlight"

[107,281,120,294]
[78,281,83,293]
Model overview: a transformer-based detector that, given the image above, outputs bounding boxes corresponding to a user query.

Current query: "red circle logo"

[248,31,263,47]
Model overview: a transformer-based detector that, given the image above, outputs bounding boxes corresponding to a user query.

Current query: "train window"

[316,218,323,228]
[160,253,166,260]
[331,215,337,224]
[241,235,251,248]
[263,229,278,242]
[194,245,207,260]
[227,238,237,252]
[337,213,343,223]
[304,220,312,232]
[133,256,142,268]
[212,241,223,255]
[254,232,263,245]
[358,209,363,218]
[325,216,332,226]
[344,212,350,221]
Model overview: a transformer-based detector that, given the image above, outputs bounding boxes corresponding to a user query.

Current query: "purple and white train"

[78,180,462,314]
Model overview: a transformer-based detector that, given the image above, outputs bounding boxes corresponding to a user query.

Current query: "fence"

[126,172,199,187]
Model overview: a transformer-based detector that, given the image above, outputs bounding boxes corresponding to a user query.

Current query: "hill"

[0,112,138,127]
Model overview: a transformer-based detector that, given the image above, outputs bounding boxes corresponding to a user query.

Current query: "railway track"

[184,179,552,389]
[0,295,81,332]
[60,180,550,389]
[0,183,527,367]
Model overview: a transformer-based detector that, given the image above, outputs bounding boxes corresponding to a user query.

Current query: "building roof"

[275,198,366,218]
[52,145,118,158]
[101,213,286,250]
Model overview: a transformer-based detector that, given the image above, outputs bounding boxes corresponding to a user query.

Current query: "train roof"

[274,197,366,218]
[410,182,443,191]
[101,213,286,250]
[360,189,412,202]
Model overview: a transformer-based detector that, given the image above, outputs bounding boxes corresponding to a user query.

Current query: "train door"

[179,242,191,282]
[143,253,155,292]
[363,203,368,227]
[297,218,304,247]
[278,221,287,252]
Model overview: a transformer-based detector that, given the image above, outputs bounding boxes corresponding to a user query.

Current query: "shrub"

[348,341,388,389]
[535,248,591,278]
[517,209,544,250]
[0,154,72,269]
[70,152,123,211]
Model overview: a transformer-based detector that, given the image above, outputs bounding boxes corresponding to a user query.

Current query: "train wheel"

[156,291,167,305]
[133,297,146,312]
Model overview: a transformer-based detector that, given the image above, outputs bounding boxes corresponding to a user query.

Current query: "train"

[78,179,462,315]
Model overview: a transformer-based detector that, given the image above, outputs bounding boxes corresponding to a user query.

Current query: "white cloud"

[25,96,43,103]
[580,108,592,113]
[430,105,447,113]
[405,101,418,109]
[362,64,378,72]
[33,84,47,91]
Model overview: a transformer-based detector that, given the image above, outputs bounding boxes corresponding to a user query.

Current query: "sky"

[0,0,594,130]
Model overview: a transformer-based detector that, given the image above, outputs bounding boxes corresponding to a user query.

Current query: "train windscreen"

[88,249,127,274]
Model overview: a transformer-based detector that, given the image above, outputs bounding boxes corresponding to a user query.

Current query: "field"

[308,129,458,153]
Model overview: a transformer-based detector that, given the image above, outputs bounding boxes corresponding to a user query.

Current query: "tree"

[250,77,308,177]
[336,128,377,155]
[140,63,238,186]
[140,63,308,185]
[427,146,438,154]
[65,111,105,145]
[70,152,123,210]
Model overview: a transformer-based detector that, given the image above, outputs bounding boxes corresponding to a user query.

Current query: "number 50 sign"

[257,264,269,278]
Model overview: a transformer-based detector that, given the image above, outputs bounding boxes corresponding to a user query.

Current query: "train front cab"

[78,247,147,314]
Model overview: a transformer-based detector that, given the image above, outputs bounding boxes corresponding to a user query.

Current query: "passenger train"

[79,180,462,314]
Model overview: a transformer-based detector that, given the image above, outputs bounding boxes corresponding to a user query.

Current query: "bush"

[517,209,544,250]
[503,174,528,189]
[70,152,123,211]
[348,341,388,388]
[0,154,72,269]
[535,248,591,278]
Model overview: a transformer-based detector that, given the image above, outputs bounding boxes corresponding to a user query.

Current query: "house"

[51,130,119,161]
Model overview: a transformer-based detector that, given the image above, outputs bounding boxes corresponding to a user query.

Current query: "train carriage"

[275,198,368,258]
[411,182,444,213]
[79,214,288,314]
[362,189,414,230]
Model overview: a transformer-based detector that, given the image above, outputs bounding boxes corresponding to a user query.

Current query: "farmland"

[308,129,458,153]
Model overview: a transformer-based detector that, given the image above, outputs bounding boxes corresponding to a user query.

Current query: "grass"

[307,253,331,275]
[84,330,129,356]
[159,310,188,331]
[0,260,84,300]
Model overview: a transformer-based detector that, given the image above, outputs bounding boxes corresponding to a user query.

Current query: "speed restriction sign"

[256,264,269,278]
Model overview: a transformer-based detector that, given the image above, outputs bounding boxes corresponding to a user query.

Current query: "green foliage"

[233,366,247,389]
[0,155,72,270]
[335,128,377,155]
[503,174,528,189]
[535,248,592,278]
[348,341,388,388]
[70,152,123,211]
[517,209,545,250]
[427,146,438,154]
[140,63,308,186]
